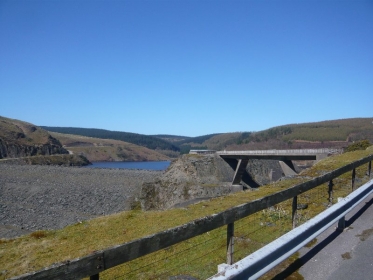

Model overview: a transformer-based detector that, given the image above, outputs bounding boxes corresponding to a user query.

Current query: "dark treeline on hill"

[41,127,180,152]
[152,135,189,140]
[239,118,373,144]
[173,134,221,154]
[175,133,221,145]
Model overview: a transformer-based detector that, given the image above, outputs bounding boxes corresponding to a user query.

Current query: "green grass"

[1,148,372,279]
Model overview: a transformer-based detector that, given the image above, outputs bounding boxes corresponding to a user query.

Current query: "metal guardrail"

[208,178,373,280]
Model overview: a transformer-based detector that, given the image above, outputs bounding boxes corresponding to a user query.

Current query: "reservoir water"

[85,161,171,170]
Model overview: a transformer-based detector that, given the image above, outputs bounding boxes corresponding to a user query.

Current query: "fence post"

[328,180,334,206]
[369,161,372,178]
[292,196,298,229]
[352,168,356,191]
[227,222,234,265]
[90,274,99,280]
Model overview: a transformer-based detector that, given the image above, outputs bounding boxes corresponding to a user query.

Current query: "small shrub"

[344,140,371,152]
[130,200,142,211]
[0,238,14,244]
[30,230,48,239]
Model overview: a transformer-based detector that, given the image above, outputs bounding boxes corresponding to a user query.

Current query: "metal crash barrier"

[208,179,373,280]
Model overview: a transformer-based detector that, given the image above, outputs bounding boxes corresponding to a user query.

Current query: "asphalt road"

[278,188,373,280]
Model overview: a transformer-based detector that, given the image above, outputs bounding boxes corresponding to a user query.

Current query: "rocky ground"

[0,154,289,239]
[0,164,161,239]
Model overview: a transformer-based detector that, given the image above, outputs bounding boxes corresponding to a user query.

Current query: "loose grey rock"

[0,164,161,238]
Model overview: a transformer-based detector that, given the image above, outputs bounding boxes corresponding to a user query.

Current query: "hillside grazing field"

[0,116,60,146]
[164,118,373,153]
[225,118,373,151]
[42,126,180,152]
[50,132,170,162]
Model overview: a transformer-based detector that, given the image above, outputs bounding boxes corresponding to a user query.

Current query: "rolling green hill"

[226,118,373,151]
[0,116,68,159]
[41,127,180,152]
[1,117,60,146]
[49,132,170,162]
[43,118,373,154]
[162,118,373,152]
[0,116,171,162]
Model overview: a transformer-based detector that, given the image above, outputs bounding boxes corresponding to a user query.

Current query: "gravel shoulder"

[0,164,161,239]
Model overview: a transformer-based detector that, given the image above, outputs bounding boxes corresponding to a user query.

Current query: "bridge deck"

[218,153,317,160]
[217,149,341,185]
[217,149,340,161]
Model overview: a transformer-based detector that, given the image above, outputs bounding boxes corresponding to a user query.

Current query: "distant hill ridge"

[42,118,373,153]
[0,116,69,159]
[1,116,370,164]
[0,116,171,163]
[41,127,180,152]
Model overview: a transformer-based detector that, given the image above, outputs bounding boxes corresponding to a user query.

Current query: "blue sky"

[1,0,372,137]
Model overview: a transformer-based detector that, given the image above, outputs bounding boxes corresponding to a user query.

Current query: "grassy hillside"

[152,134,191,143]
[0,116,170,162]
[0,116,61,146]
[43,118,373,153]
[248,118,373,143]
[42,126,180,153]
[0,116,70,160]
[162,133,241,153]
[184,118,373,152]
[50,132,170,162]
[155,118,373,153]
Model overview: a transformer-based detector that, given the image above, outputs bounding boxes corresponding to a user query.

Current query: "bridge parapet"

[217,148,343,156]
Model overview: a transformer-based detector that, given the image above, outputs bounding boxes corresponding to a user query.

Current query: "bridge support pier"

[279,160,298,176]
[223,158,258,188]
[232,159,249,185]
[223,158,248,186]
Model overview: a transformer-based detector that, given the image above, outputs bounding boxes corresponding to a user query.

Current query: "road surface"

[276,190,373,279]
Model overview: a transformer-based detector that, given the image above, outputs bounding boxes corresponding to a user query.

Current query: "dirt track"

[0,164,161,239]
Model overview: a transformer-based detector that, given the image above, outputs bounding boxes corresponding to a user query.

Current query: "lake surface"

[85,161,171,170]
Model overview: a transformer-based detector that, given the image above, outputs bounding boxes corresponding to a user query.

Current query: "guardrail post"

[328,180,334,206]
[352,168,356,191]
[337,216,345,231]
[292,196,298,229]
[90,274,99,280]
[369,161,372,178]
[227,222,234,265]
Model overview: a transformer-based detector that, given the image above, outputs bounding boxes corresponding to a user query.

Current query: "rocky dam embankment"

[139,153,284,210]
[1,153,285,239]
[0,164,160,239]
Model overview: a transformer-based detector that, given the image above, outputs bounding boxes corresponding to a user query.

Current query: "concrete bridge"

[217,149,342,186]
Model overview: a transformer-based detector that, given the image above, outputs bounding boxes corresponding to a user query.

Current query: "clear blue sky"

[1,0,372,137]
